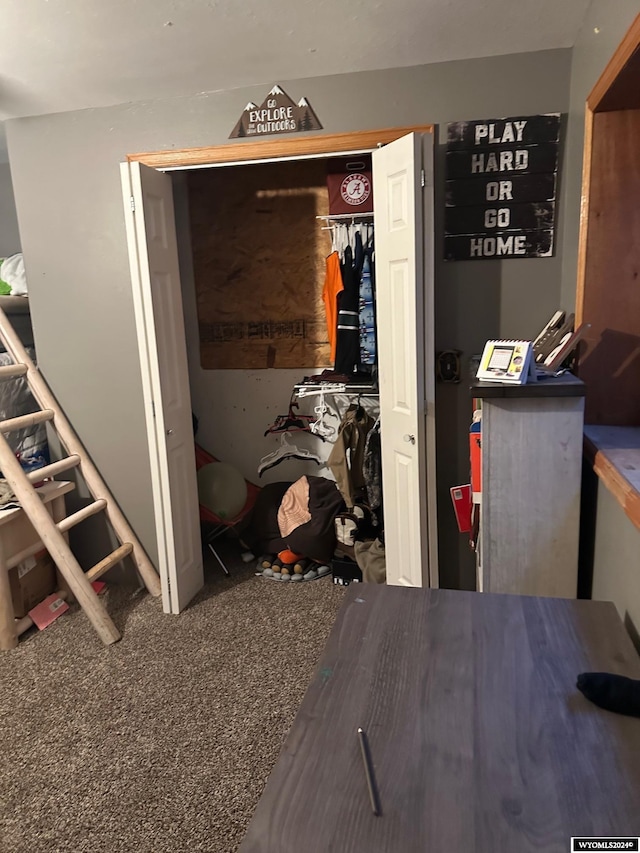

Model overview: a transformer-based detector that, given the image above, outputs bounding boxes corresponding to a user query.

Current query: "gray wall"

[591,483,640,648]
[562,2,640,633]
[6,48,572,585]
[0,163,21,256]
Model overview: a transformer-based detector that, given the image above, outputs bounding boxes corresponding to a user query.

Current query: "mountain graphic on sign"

[230,85,322,138]
[257,85,298,115]
[229,102,258,139]
[297,97,322,132]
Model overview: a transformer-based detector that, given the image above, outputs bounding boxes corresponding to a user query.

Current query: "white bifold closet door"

[120,161,204,614]
[373,132,438,588]
[119,131,437,610]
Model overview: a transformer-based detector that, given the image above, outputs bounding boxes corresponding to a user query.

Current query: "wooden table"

[239,585,640,853]
[0,480,73,649]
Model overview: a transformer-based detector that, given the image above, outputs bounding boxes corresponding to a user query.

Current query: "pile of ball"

[256,549,330,582]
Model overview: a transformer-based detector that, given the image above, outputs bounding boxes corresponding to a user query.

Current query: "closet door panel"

[373,133,435,588]
[121,161,204,613]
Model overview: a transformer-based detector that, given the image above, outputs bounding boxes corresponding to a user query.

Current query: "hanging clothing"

[363,417,383,529]
[335,233,364,375]
[327,403,375,509]
[359,248,376,366]
[322,251,344,363]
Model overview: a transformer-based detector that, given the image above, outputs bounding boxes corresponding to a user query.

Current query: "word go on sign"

[444,114,560,261]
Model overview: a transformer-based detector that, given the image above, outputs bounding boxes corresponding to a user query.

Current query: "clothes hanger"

[257,433,322,478]
[264,401,318,438]
[328,223,341,260]
[264,393,318,435]
[309,389,338,440]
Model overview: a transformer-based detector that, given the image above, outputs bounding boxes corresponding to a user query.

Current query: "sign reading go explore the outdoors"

[229,85,322,139]
[445,114,560,261]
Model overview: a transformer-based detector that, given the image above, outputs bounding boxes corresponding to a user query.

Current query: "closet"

[182,156,376,482]
[121,127,437,613]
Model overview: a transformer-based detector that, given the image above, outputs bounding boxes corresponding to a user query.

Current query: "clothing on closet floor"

[327,403,375,509]
[240,481,293,555]
[354,537,386,584]
[242,476,344,564]
[322,252,344,364]
[278,475,311,537]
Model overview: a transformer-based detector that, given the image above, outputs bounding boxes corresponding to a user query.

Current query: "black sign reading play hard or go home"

[444,114,560,261]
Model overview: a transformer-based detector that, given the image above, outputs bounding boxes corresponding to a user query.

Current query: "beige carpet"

[0,545,346,853]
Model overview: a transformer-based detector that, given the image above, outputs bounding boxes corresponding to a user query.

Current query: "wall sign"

[229,85,322,139]
[444,114,560,261]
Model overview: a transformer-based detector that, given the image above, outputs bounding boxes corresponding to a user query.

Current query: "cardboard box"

[326,156,374,215]
[8,550,56,618]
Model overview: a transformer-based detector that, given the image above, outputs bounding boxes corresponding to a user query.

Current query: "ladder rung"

[7,541,48,572]
[0,409,54,433]
[86,543,134,582]
[57,499,107,534]
[0,363,28,380]
[15,590,70,637]
[26,455,81,483]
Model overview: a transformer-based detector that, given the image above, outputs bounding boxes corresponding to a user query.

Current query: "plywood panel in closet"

[188,160,332,369]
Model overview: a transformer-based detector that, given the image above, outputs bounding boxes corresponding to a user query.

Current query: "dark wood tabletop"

[239,585,640,853]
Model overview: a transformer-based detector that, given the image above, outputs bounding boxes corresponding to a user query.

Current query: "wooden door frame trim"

[127,125,434,169]
[587,12,640,112]
[574,105,593,328]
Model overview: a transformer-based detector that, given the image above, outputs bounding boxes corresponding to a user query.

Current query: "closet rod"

[316,213,375,221]
[294,383,379,399]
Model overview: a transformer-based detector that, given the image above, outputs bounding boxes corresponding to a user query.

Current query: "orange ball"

[278,549,303,565]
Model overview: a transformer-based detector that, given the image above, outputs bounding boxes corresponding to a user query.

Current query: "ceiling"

[0,0,592,124]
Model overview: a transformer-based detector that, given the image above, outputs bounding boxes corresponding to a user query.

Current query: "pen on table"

[357,727,382,816]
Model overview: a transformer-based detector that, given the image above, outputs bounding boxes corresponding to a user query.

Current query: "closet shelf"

[294,380,379,398]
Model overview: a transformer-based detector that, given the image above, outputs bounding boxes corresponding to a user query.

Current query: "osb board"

[187,159,332,369]
[576,110,640,426]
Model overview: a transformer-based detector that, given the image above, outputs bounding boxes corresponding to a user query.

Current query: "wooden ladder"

[0,307,160,647]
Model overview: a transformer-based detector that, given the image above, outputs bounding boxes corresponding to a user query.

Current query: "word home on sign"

[445,230,553,261]
[471,234,526,257]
